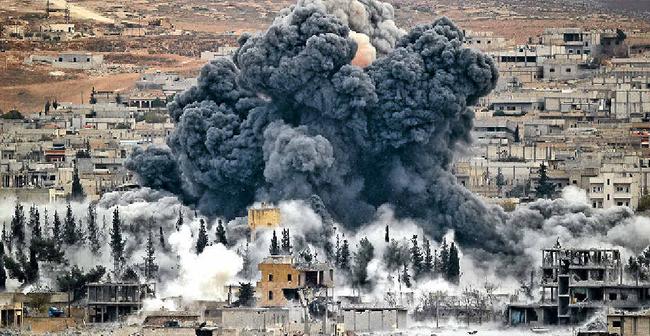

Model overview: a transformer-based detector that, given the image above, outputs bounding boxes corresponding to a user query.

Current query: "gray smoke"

[130,0,650,277]
[125,147,183,195]
[129,0,509,262]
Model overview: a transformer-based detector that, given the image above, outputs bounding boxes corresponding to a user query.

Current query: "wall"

[24,317,76,334]
[342,309,407,332]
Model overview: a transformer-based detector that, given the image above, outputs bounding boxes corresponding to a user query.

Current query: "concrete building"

[53,53,104,70]
[0,293,24,328]
[256,255,334,307]
[509,247,650,326]
[248,203,280,240]
[608,309,650,336]
[588,164,640,209]
[341,306,407,333]
[86,282,155,323]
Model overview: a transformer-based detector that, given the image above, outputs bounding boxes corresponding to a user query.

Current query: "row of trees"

[0,202,168,294]
[266,225,462,291]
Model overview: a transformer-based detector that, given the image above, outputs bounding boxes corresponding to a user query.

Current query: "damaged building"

[509,247,650,326]
[257,255,334,307]
[86,282,155,323]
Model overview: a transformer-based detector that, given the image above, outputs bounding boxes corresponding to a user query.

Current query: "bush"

[1,110,24,120]
[638,194,650,212]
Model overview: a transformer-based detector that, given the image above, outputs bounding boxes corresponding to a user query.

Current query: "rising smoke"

[129,0,510,260]
[124,0,650,281]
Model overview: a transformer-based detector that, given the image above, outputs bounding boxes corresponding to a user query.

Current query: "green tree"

[446,242,460,284]
[159,227,167,250]
[423,237,433,276]
[87,203,101,255]
[0,242,5,290]
[280,228,291,254]
[29,204,41,239]
[514,124,520,143]
[215,219,227,245]
[236,282,255,307]
[269,230,280,256]
[122,266,139,283]
[495,167,506,195]
[196,219,208,255]
[57,265,105,301]
[401,265,411,288]
[143,228,158,281]
[63,202,79,245]
[10,202,25,246]
[352,237,374,288]
[53,211,62,244]
[410,235,424,279]
[536,162,555,199]
[383,239,410,272]
[110,208,125,273]
[339,239,350,271]
[70,160,85,202]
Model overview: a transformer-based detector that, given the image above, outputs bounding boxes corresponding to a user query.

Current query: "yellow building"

[608,309,650,336]
[256,255,334,307]
[248,203,280,240]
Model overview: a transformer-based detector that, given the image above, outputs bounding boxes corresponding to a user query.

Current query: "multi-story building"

[256,255,334,308]
[508,247,650,326]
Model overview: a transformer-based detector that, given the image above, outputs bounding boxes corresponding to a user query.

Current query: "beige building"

[608,309,650,336]
[588,164,640,209]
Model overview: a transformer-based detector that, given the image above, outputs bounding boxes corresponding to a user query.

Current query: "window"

[330,269,334,280]
[609,293,617,300]
[268,291,273,300]
[565,68,572,73]
[607,179,610,185]
[268,274,273,282]
[287,274,292,282]
[549,68,556,73]
[621,293,628,300]
[612,320,621,328]
[58,57,63,62]
[73,57,77,62]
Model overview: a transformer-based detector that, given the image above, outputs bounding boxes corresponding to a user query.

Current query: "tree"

[10,202,25,246]
[339,239,350,271]
[269,230,280,256]
[335,234,341,266]
[29,204,41,239]
[352,237,374,288]
[1,110,24,120]
[495,167,506,195]
[0,242,6,290]
[57,265,105,301]
[536,162,555,199]
[215,219,227,245]
[514,124,520,143]
[53,211,62,244]
[110,207,125,273]
[438,238,449,276]
[385,225,390,243]
[280,228,291,254]
[44,100,51,114]
[383,239,410,272]
[25,245,39,283]
[401,265,411,288]
[122,266,139,283]
[42,208,49,238]
[143,228,158,281]
[423,237,434,276]
[196,219,208,255]
[30,237,65,264]
[63,202,79,245]
[70,161,85,202]
[87,203,101,255]
[236,282,254,307]
[52,99,59,110]
[175,209,183,231]
[446,243,460,284]
[159,227,166,250]
[410,235,424,279]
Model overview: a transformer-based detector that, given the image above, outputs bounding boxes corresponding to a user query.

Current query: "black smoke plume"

[129,1,512,260]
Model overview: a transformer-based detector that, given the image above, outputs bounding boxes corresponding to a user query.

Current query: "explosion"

[129,0,503,255]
